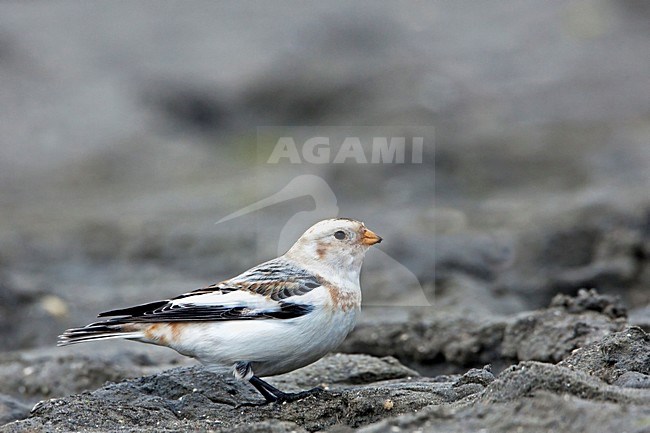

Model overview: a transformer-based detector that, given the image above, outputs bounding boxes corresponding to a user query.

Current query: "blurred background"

[1,0,650,356]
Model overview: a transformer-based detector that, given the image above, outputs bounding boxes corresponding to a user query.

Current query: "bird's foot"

[249,375,326,404]
[269,386,325,404]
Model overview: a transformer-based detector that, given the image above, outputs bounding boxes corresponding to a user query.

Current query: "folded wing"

[96,258,323,323]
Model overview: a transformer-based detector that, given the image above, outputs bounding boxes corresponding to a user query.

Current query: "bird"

[58,218,382,403]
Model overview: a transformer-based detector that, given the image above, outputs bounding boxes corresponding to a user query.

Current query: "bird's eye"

[334,230,346,240]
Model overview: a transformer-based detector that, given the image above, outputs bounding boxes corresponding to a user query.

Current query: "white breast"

[160,285,360,377]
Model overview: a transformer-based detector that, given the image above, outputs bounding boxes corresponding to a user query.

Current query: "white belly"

[165,306,358,377]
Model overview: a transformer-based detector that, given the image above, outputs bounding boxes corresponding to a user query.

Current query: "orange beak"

[361,228,382,246]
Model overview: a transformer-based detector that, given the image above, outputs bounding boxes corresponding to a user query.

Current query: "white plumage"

[59,218,382,403]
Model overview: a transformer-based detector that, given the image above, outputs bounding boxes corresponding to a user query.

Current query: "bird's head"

[284,218,381,281]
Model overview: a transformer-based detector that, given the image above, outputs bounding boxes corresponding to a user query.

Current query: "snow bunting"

[58,218,382,403]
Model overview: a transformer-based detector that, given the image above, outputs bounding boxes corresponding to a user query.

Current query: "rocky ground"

[1,291,650,432]
[2,1,650,432]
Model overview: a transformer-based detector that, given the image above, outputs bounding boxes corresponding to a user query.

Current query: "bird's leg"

[235,361,324,404]
[249,376,283,402]
[249,376,325,404]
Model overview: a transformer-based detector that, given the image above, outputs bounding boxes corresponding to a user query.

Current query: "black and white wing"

[95,258,325,324]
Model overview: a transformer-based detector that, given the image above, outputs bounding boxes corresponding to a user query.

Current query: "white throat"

[284,245,365,291]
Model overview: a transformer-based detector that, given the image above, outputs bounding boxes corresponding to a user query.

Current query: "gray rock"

[0,355,476,433]
[342,290,627,372]
[500,291,626,363]
[359,359,650,433]
[340,312,508,374]
[270,353,420,388]
[549,289,627,319]
[452,365,495,388]
[614,372,650,389]
[359,391,650,433]
[0,347,192,404]
[559,326,650,385]
[482,361,649,405]
[3,296,650,432]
